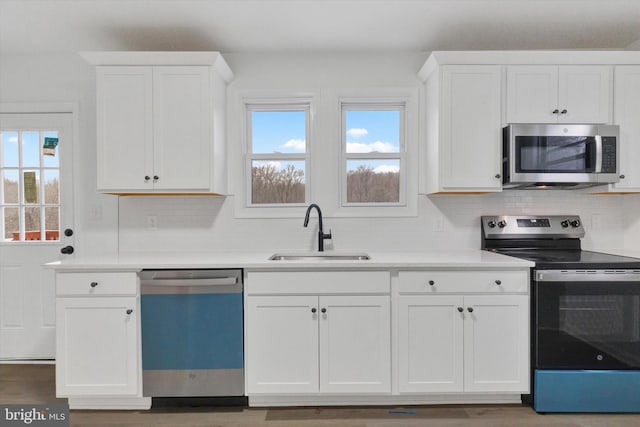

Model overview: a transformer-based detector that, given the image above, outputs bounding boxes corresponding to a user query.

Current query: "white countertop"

[46,250,534,271]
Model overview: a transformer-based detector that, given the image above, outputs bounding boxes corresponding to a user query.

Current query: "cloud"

[373,164,400,174]
[346,141,398,153]
[6,136,18,144]
[280,138,305,152]
[346,128,368,138]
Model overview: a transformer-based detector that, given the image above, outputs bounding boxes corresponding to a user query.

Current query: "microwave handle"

[594,135,602,173]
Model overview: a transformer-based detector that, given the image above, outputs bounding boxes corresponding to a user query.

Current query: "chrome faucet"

[303,203,332,252]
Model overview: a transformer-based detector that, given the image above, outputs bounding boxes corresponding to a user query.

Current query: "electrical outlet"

[432,216,444,232]
[147,215,158,230]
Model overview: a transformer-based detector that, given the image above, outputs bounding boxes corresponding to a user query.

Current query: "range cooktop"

[481,215,640,270]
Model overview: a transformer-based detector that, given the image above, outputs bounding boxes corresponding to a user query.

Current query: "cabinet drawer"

[246,271,390,295]
[56,272,138,296]
[398,270,528,294]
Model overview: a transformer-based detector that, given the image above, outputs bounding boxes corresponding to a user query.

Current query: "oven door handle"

[537,270,640,282]
[594,135,603,173]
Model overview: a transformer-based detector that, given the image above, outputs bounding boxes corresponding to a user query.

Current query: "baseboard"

[248,394,523,407]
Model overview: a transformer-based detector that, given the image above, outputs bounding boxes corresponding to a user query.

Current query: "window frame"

[244,99,312,209]
[340,99,407,208]
[1,129,61,243]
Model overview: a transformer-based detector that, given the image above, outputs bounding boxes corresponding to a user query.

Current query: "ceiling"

[1,0,639,55]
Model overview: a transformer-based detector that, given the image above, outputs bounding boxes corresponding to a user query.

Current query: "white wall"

[2,52,639,256]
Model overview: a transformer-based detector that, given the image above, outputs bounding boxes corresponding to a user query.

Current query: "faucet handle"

[324,229,332,240]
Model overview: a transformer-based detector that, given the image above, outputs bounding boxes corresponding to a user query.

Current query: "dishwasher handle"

[140,277,238,287]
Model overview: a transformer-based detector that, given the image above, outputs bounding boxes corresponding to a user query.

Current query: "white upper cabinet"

[506,65,612,124]
[611,66,640,191]
[84,52,233,194]
[421,63,503,193]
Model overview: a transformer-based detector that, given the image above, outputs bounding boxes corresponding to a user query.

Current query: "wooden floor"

[2,364,640,426]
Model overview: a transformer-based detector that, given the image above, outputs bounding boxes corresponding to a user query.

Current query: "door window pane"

[3,170,19,204]
[45,207,59,240]
[251,160,305,204]
[2,132,19,167]
[23,171,40,204]
[42,131,60,167]
[22,132,40,167]
[3,207,19,240]
[44,170,59,204]
[346,159,400,203]
[24,207,41,239]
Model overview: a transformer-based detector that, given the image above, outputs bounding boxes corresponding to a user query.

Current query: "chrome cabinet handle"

[457,307,464,313]
[321,308,327,314]
[311,308,317,313]
[467,307,474,313]
[495,280,502,285]
[153,175,159,182]
[90,282,98,288]
[560,109,568,114]
[126,309,133,315]
[552,109,559,114]
[428,280,435,286]
[620,174,626,179]
[495,174,501,179]
[144,176,151,182]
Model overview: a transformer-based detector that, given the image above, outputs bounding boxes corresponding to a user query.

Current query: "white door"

[153,66,211,190]
[0,113,74,359]
[463,295,529,393]
[558,66,611,124]
[440,65,503,191]
[319,295,391,393]
[245,295,319,394]
[397,295,463,393]
[56,296,138,396]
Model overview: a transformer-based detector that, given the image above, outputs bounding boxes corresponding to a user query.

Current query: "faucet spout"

[303,203,331,252]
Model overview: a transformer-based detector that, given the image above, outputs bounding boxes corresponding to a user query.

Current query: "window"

[341,103,405,206]
[246,103,310,206]
[1,130,60,241]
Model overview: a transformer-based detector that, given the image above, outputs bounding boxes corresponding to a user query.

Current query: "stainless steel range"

[481,215,640,413]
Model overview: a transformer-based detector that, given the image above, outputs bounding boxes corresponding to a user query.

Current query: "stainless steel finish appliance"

[140,269,244,398]
[482,215,640,413]
[502,124,620,189]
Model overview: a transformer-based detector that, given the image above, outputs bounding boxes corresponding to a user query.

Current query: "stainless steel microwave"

[503,124,620,189]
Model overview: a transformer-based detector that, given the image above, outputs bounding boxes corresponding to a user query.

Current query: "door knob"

[60,245,74,255]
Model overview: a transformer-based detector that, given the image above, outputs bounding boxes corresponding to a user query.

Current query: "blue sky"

[1,131,59,168]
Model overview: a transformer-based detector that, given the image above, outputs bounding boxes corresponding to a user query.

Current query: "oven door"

[535,270,640,369]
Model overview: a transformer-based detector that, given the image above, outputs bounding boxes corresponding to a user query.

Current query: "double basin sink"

[269,253,370,261]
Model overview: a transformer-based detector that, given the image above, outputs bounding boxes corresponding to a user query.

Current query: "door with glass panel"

[0,113,74,359]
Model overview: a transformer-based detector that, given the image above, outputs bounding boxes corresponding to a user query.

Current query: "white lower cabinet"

[245,271,391,395]
[397,271,530,395]
[55,271,147,408]
[56,296,139,396]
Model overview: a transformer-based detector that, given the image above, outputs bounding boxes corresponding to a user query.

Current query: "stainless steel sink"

[269,253,370,261]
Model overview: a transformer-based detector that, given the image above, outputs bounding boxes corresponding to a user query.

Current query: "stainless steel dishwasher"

[140,269,243,398]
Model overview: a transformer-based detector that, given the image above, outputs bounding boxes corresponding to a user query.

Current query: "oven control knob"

[497,220,507,228]
[487,220,497,228]
[561,220,569,228]
[570,220,581,228]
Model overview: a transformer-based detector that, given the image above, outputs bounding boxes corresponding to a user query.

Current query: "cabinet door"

[558,66,611,124]
[319,295,390,393]
[612,66,640,190]
[397,295,463,393]
[56,297,138,396]
[245,296,319,394]
[440,65,502,191]
[506,65,558,123]
[153,67,211,190]
[463,295,529,393]
[96,66,153,191]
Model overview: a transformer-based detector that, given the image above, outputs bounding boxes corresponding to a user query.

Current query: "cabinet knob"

[321,308,327,314]
[90,281,98,288]
[560,109,568,114]
[467,307,474,313]
[495,174,501,179]
[428,280,435,286]
[153,175,159,182]
[457,307,464,313]
[552,109,559,114]
[495,280,502,285]
[620,174,626,179]
[311,308,317,313]
[126,309,133,315]
[144,175,151,182]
